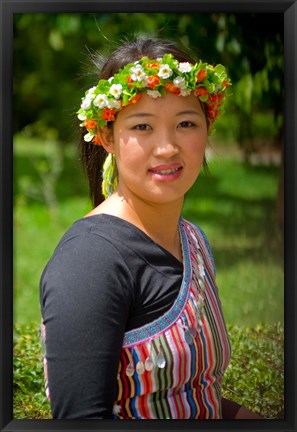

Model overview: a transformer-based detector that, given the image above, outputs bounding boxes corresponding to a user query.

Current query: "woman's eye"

[178,121,195,128]
[133,124,151,131]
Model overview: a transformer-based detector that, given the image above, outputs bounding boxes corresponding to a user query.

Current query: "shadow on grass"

[183,163,283,270]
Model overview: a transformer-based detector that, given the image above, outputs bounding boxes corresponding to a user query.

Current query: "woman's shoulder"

[40,214,136,297]
[42,214,138,277]
[55,213,135,251]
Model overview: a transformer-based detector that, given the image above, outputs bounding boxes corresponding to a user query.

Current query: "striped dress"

[112,219,231,419]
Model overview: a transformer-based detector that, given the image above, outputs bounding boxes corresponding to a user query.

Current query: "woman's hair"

[79,38,209,207]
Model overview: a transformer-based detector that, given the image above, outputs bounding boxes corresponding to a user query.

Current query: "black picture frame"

[1,1,296,431]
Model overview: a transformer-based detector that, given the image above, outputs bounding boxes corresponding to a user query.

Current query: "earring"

[102,153,118,199]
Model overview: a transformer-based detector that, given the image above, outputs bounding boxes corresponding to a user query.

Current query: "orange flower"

[129,94,142,104]
[195,87,208,97]
[164,82,181,95]
[147,62,160,68]
[197,69,208,83]
[85,119,97,130]
[147,75,160,89]
[92,135,102,146]
[126,76,134,89]
[222,80,229,88]
[101,108,117,122]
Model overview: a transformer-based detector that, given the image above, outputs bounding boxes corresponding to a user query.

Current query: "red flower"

[197,69,208,83]
[209,93,224,104]
[101,108,117,122]
[195,88,208,97]
[222,79,229,88]
[147,75,160,89]
[129,94,142,104]
[85,119,97,130]
[165,82,181,95]
[207,107,218,122]
[126,76,134,89]
[92,135,102,146]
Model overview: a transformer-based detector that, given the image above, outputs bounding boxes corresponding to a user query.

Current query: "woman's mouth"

[149,165,183,182]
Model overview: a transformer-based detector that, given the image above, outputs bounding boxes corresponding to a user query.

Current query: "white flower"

[130,64,146,82]
[107,99,121,109]
[77,113,86,121]
[93,94,108,109]
[147,90,162,99]
[173,76,186,89]
[81,97,92,110]
[84,132,94,142]
[86,86,97,98]
[109,84,122,99]
[158,64,173,79]
[180,89,192,97]
[178,62,192,73]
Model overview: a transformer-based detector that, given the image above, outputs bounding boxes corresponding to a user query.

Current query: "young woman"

[40,38,262,420]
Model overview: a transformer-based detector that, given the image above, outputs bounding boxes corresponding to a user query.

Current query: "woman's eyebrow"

[125,110,204,119]
[175,110,204,117]
[125,113,156,119]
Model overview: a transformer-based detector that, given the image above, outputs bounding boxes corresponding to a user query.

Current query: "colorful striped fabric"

[113,219,231,419]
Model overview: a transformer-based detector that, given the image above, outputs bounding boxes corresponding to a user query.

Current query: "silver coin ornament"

[189,327,197,338]
[197,252,204,265]
[184,329,194,345]
[198,276,205,290]
[125,362,135,377]
[136,361,145,375]
[156,352,166,368]
[144,356,154,372]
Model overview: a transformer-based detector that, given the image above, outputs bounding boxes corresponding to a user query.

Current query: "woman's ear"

[97,126,115,153]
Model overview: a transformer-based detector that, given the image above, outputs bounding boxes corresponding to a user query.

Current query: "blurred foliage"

[13,13,285,229]
[13,322,284,419]
[13,12,284,150]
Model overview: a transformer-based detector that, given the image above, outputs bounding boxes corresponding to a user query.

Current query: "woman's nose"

[153,132,179,158]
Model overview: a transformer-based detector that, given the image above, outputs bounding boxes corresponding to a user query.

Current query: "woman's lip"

[148,165,183,182]
[149,163,182,172]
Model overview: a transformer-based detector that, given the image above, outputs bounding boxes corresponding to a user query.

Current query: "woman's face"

[107,92,208,206]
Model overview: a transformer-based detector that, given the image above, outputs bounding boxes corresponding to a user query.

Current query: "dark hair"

[79,38,208,207]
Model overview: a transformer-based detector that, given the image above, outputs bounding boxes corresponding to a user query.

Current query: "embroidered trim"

[122,219,192,348]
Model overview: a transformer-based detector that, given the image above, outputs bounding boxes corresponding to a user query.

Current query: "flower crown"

[78,53,231,144]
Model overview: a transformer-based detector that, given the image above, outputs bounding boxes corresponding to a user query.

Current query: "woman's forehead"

[118,92,205,119]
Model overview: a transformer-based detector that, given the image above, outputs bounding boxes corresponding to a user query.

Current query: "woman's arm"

[222,397,263,419]
[40,233,134,419]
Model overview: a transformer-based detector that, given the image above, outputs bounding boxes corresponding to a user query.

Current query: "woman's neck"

[88,191,184,262]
